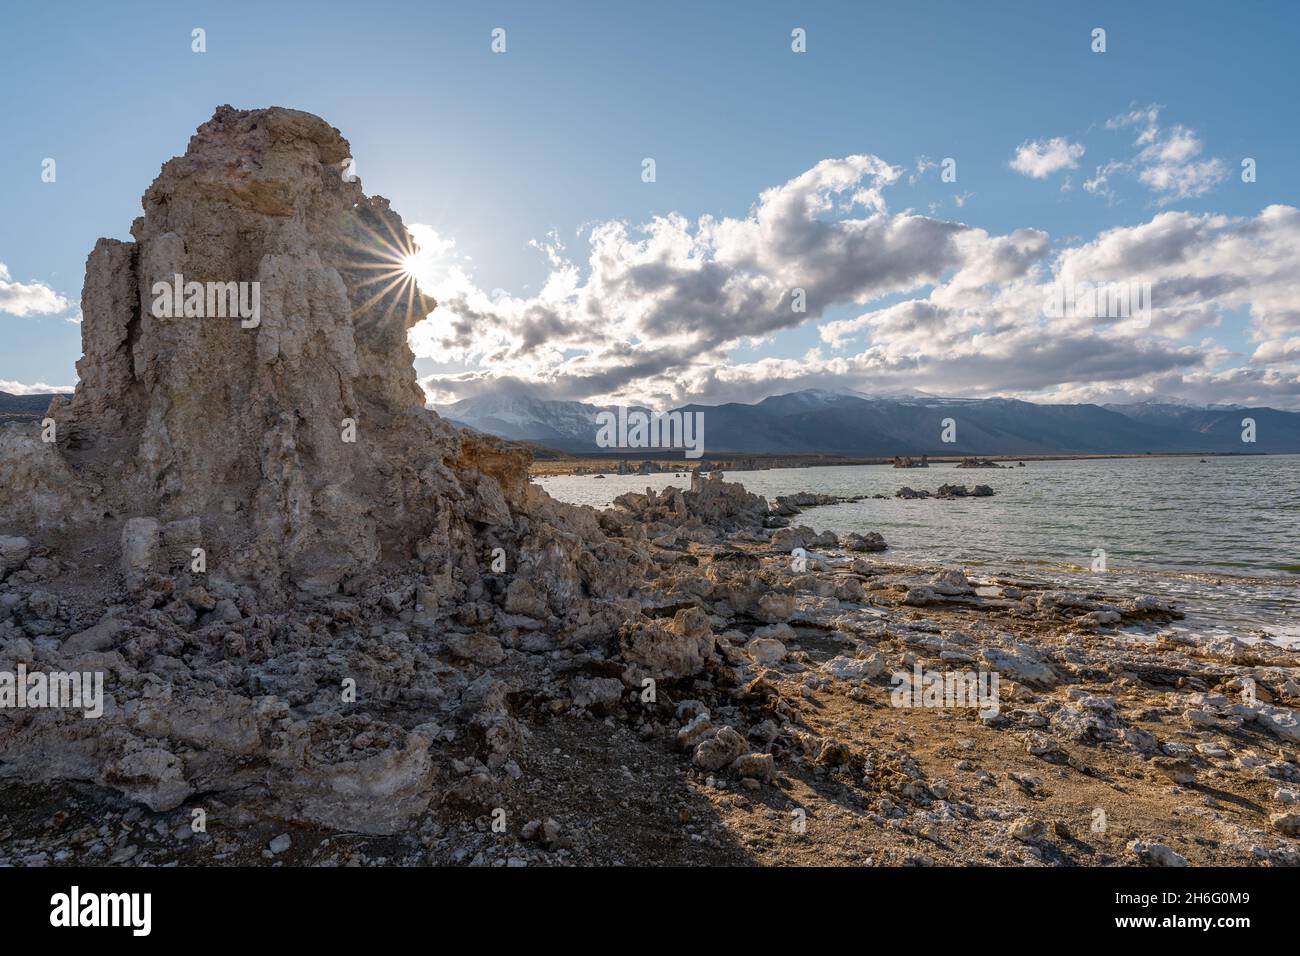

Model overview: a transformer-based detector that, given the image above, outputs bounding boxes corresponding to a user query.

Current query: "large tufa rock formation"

[0,107,650,833]
[62,106,443,592]
[2,105,640,606]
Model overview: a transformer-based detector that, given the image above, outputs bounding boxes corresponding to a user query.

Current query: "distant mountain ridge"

[435,393,653,452]
[0,390,59,412]
[437,389,1300,455]
[0,390,60,423]
[11,387,1295,454]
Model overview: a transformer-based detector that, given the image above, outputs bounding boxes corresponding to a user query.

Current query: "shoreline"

[529,449,1273,477]
[535,458,1300,641]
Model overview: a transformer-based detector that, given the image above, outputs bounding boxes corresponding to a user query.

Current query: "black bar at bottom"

[0,864,1280,941]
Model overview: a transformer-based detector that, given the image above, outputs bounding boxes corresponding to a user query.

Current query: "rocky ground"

[2,105,1297,867]
[3,472,1299,867]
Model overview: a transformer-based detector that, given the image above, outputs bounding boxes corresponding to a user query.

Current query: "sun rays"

[334,208,441,330]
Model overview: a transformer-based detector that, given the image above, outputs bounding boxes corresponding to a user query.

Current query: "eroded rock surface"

[0,106,647,835]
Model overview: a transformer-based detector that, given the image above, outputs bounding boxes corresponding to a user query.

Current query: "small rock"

[1128,840,1188,867]
[1151,756,1197,786]
[1008,817,1047,843]
[1270,813,1300,836]
[676,713,715,751]
[694,726,747,771]
[745,637,787,665]
[730,752,775,783]
[0,536,32,579]
[820,654,884,681]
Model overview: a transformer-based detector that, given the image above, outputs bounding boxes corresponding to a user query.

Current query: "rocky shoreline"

[528,452,1248,479]
[3,468,1299,867]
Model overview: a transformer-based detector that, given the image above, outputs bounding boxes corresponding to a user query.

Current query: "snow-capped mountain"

[435,388,1300,455]
[435,393,653,451]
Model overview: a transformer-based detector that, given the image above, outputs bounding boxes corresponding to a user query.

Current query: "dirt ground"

[4,600,1290,868]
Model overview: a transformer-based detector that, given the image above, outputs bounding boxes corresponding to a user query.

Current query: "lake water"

[537,455,1300,645]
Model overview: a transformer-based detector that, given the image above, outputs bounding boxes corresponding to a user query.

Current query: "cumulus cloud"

[407,150,1300,411]
[0,379,73,395]
[809,204,1300,409]
[1009,137,1085,179]
[1086,106,1228,204]
[0,261,70,317]
[411,155,1061,407]
[1058,205,1300,363]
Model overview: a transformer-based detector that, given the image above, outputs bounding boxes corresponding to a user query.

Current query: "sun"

[399,247,442,296]
[399,224,456,295]
[330,216,453,328]
[400,251,424,281]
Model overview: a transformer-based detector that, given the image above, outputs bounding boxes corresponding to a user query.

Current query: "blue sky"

[3,0,1299,407]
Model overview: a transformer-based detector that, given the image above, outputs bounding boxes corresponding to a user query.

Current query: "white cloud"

[407,149,1300,411]
[803,203,1300,409]
[1083,159,1123,201]
[1095,106,1228,204]
[1009,137,1085,179]
[908,156,939,185]
[0,261,70,317]
[0,379,73,395]
[411,155,1059,407]
[1058,204,1300,363]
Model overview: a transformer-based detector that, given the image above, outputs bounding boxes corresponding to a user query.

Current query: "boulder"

[569,676,624,711]
[694,726,747,771]
[620,606,716,680]
[820,654,884,681]
[771,526,817,552]
[1254,704,1300,744]
[745,637,787,665]
[0,536,31,579]
[61,615,128,655]
[842,531,887,552]
[101,748,193,812]
[981,644,1057,688]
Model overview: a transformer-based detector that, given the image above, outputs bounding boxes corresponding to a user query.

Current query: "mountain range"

[8,387,1298,455]
[435,389,1300,456]
[0,390,63,412]
[0,389,64,424]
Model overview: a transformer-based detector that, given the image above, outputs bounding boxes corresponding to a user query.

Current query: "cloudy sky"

[3,0,1299,408]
